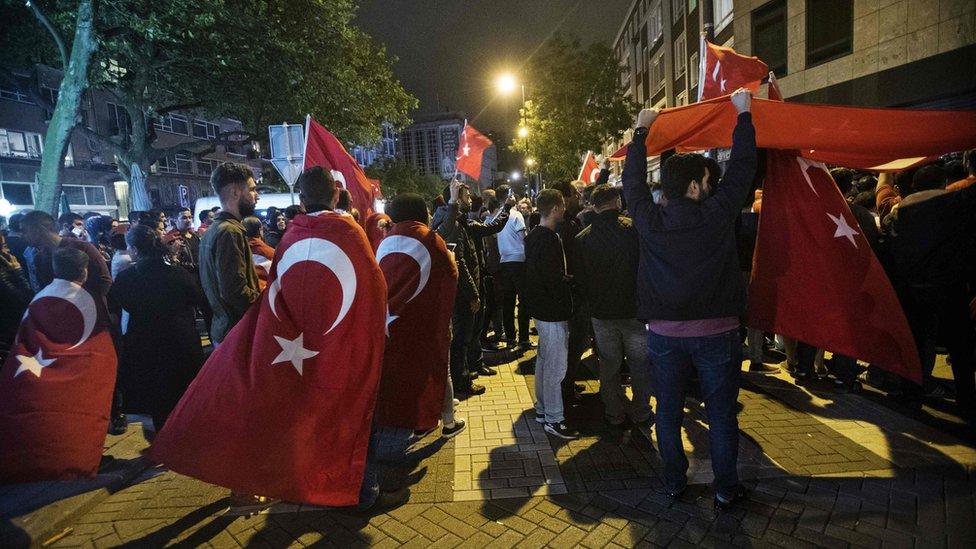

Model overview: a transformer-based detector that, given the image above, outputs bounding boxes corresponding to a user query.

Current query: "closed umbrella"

[129,163,152,211]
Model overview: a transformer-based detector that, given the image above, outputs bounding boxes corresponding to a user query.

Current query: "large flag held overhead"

[0,280,117,483]
[373,221,458,430]
[578,151,602,184]
[304,116,377,222]
[698,38,769,101]
[455,123,493,180]
[150,211,387,506]
[748,150,922,383]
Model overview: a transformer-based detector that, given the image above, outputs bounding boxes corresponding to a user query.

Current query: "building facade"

[607,0,737,179]
[736,0,975,108]
[0,64,261,219]
[395,112,498,188]
[350,122,397,169]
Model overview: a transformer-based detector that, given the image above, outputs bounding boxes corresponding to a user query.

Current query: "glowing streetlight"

[517,126,529,138]
[496,73,518,95]
[525,158,536,167]
[510,171,521,181]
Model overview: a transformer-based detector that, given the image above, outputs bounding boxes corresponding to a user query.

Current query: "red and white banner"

[698,38,768,101]
[0,280,117,482]
[373,221,458,430]
[578,151,602,184]
[150,211,387,506]
[455,123,493,181]
[304,116,377,222]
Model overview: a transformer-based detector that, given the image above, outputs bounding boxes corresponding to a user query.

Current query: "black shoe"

[345,487,410,516]
[109,414,127,436]
[412,426,438,439]
[457,383,486,396]
[574,383,585,393]
[518,340,537,350]
[475,365,497,376]
[663,487,685,501]
[714,486,748,511]
[544,422,579,440]
[748,361,780,374]
[442,419,467,438]
[534,412,545,424]
[481,340,504,352]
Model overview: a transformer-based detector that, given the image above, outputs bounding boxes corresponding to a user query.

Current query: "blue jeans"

[648,328,741,498]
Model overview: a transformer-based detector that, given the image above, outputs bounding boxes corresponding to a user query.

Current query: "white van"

[193,192,299,228]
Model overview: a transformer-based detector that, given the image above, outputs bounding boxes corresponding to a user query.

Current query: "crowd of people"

[1,89,974,512]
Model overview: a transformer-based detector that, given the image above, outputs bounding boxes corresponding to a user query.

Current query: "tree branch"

[26,0,69,69]
[76,124,126,158]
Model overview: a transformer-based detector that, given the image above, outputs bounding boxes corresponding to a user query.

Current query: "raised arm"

[704,89,757,222]
[621,109,659,224]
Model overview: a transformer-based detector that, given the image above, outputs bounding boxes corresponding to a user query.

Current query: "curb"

[1,457,153,548]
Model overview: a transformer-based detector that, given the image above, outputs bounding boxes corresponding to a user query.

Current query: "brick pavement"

[19,346,976,548]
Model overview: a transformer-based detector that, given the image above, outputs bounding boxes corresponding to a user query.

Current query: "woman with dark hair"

[108,224,206,432]
[263,207,286,247]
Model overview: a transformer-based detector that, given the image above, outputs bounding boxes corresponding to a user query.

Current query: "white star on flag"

[272,333,319,375]
[826,212,860,248]
[385,306,399,337]
[14,349,56,378]
[462,144,470,157]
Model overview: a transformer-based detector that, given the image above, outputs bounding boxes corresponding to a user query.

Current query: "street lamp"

[525,157,536,167]
[510,170,521,181]
[517,126,529,138]
[496,73,517,95]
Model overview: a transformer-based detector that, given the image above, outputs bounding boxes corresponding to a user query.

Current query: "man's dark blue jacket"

[621,112,757,322]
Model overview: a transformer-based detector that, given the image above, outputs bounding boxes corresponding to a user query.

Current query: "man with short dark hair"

[166,207,201,272]
[5,213,29,268]
[58,212,86,240]
[52,247,89,286]
[296,166,338,212]
[198,163,261,344]
[524,189,578,440]
[21,210,111,304]
[573,184,652,427]
[197,209,214,232]
[623,88,755,509]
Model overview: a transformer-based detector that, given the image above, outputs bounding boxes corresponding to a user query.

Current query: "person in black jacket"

[622,89,755,510]
[573,184,652,426]
[524,189,578,440]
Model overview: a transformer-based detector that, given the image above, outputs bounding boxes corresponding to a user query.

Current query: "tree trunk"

[34,0,98,215]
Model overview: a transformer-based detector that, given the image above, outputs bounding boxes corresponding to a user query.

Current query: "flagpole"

[697,34,706,103]
[453,119,466,181]
[577,151,588,181]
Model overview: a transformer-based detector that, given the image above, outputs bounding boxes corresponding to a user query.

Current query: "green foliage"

[511,34,638,182]
[365,158,444,203]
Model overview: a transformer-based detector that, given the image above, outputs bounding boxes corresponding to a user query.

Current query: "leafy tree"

[0,0,416,213]
[511,34,638,182]
[365,159,444,203]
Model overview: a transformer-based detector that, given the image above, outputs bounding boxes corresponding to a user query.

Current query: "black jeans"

[451,302,485,390]
[499,262,530,342]
[902,284,975,412]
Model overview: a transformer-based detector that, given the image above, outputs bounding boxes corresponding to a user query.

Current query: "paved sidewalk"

[11,347,976,548]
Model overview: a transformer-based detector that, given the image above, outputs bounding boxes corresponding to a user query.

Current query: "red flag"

[767,71,783,101]
[149,211,387,506]
[364,211,391,252]
[748,150,921,383]
[374,221,458,430]
[0,280,117,482]
[578,151,602,184]
[698,38,768,101]
[455,123,492,180]
[304,116,376,222]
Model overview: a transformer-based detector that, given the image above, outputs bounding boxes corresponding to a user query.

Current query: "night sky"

[356,0,632,136]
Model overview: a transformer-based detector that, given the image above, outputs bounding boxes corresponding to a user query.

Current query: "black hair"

[536,188,564,217]
[58,212,82,227]
[912,164,947,193]
[125,224,168,260]
[210,162,253,195]
[21,210,56,233]
[703,157,722,194]
[8,212,24,232]
[853,191,875,211]
[128,210,144,224]
[335,189,353,211]
[661,153,707,199]
[388,193,429,224]
[137,211,158,226]
[52,247,88,281]
[550,180,576,199]
[830,168,855,196]
[590,184,620,208]
[495,184,512,202]
[242,216,263,238]
[110,232,127,251]
[441,182,470,204]
[198,210,212,224]
[944,160,966,183]
[855,175,877,193]
[295,166,337,207]
[283,204,305,220]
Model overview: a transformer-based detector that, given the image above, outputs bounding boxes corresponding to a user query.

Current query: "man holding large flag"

[305,116,378,222]
[150,166,394,510]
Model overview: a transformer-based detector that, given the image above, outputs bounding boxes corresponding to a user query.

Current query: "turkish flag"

[578,152,602,184]
[698,39,768,101]
[149,211,388,506]
[304,116,376,223]
[455,124,492,181]
[748,150,921,383]
[0,280,117,482]
[767,71,783,101]
[373,222,458,430]
[364,212,391,252]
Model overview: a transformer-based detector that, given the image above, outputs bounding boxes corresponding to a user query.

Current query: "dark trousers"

[481,274,504,340]
[499,262,530,342]
[648,328,741,498]
[903,284,975,412]
[450,302,484,390]
[562,304,590,395]
[795,343,859,383]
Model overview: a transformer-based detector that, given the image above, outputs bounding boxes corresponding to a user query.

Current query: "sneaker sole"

[544,425,577,439]
[442,423,467,439]
[534,415,545,424]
